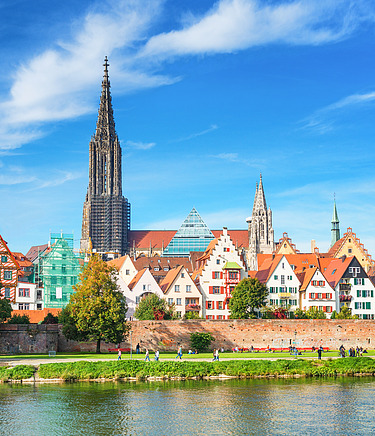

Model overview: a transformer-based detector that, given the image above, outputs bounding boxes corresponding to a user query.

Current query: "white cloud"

[300,91,375,134]
[141,0,371,59]
[0,0,168,150]
[125,140,156,150]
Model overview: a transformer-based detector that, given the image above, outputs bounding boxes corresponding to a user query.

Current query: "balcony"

[339,283,351,291]
[279,292,291,299]
[185,304,201,311]
[339,295,352,302]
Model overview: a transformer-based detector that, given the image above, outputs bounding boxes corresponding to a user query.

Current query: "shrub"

[7,314,30,324]
[41,313,59,324]
[190,332,214,352]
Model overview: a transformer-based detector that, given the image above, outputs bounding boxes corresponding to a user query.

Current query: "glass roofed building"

[162,208,215,257]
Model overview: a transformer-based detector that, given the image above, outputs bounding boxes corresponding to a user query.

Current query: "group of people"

[339,345,368,358]
[144,349,160,361]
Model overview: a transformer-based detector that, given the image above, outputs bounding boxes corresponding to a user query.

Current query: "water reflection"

[0,378,374,435]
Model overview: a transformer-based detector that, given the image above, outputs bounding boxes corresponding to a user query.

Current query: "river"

[0,378,374,435]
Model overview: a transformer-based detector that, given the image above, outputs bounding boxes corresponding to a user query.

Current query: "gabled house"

[12,252,34,283]
[109,255,138,285]
[255,255,300,310]
[193,228,246,320]
[325,256,375,319]
[297,267,336,317]
[116,268,164,319]
[0,235,19,302]
[160,265,202,318]
[13,282,42,311]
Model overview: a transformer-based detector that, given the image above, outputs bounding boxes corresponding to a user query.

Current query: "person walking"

[175,346,182,359]
[215,348,219,361]
[136,343,140,354]
[212,349,217,361]
[155,350,160,362]
[317,346,323,360]
[117,349,122,361]
[144,349,150,362]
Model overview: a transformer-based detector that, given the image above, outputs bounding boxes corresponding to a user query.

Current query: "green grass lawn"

[1,349,374,361]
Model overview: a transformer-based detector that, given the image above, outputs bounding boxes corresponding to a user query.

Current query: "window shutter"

[206,301,209,309]
[355,302,358,309]
[206,315,209,319]
[323,306,326,312]
[220,272,223,279]
[372,290,374,298]
[309,293,311,299]
[366,302,371,310]
[221,286,225,294]
[209,286,213,294]
[357,290,360,297]
[322,281,325,286]
[216,301,219,309]
[212,272,215,279]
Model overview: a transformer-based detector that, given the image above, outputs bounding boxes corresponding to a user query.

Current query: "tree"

[336,304,358,319]
[7,314,30,324]
[134,293,175,320]
[0,299,12,323]
[228,278,268,319]
[40,312,59,324]
[190,332,214,352]
[60,255,130,353]
[294,307,326,319]
[183,311,202,320]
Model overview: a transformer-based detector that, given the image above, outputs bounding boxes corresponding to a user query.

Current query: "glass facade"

[162,208,214,257]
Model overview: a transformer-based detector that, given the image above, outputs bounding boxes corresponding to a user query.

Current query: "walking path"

[0,354,353,367]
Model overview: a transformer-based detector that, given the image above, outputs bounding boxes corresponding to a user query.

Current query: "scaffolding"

[39,235,83,309]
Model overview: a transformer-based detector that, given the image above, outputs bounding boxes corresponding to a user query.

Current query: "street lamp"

[130,330,133,360]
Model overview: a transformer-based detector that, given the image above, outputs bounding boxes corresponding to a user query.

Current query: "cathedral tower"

[80,57,130,257]
[247,174,274,270]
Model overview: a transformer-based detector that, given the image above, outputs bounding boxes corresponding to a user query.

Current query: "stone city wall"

[58,319,374,353]
[0,324,58,354]
[1,320,374,354]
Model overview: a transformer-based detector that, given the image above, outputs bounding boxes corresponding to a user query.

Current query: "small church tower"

[331,197,340,247]
[247,174,275,270]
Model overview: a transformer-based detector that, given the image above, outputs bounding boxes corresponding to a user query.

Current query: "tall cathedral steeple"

[81,57,130,258]
[247,174,275,270]
[331,196,340,247]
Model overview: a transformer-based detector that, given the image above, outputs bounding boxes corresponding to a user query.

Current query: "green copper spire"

[331,196,340,247]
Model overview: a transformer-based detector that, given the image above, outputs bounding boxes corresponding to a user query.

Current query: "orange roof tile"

[128,268,148,291]
[108,255,129,271]
[12,308,61,324]
[324,256,354,288]
[212,230,248,248]
[160,265,184,294]
[12,252,33,268]
[296,267,317,292]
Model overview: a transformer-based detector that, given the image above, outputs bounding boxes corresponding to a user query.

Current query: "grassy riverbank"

[0,358,373,381]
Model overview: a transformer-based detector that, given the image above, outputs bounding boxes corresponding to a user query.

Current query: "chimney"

[223,227,228,236]
[311,239,316,253]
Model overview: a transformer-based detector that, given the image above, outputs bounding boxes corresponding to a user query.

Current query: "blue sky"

[2,0,375,256]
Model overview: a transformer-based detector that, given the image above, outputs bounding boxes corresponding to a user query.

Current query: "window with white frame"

[175,285,180,292]
[176,298,182,306]
[168,298,173,305]
[186,285,191,293]
[213,286,220,294]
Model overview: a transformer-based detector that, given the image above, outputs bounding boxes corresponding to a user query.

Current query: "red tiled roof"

[324,256,354,288]
[128,229,248,251]
[108,255,129,271]
[12,252,33,268]
[25,244,49,262]
[160,265,184,294]
[296,267,317,292]
[258,253,320,272]
[12,308,61,324]
[128,268,148,291]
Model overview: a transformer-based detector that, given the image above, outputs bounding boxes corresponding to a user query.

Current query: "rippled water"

[0,378,375,435]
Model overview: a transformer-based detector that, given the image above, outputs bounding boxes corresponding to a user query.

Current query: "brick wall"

[2,320,373,355]
[0,324,58,354]
[122,319,374,352]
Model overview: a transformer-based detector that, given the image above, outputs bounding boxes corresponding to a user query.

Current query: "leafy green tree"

[336,304,358,319]
[190,332,214,352]
[0,299,12,323]
[183,311,202,320]
[60,255,130,353]
[134,293,175,320]
[7,314,30,324]
[294,307,326,319]
[331,310,337,319]
[228,278,268,319]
